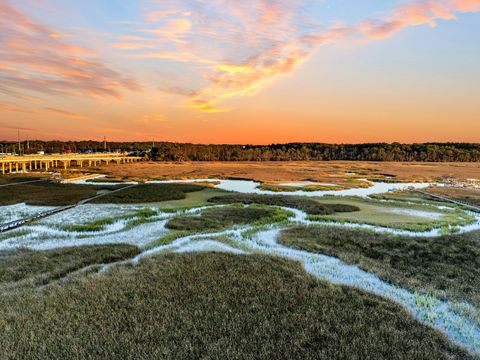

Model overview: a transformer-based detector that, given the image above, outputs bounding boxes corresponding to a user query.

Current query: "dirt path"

[0,179,46,188]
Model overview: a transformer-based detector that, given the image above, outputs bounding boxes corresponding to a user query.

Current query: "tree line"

[1,141,480,162]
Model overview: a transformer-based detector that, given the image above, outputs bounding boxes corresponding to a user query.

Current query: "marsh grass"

[279,226,480,310]
[0,182,121,206]
[90,183,205,204]
[0,244,140,287]
[308,209,475,232]
[166,205,292,232]
[0,253,471,359]
[258,183,345,192]
[208,193,359,215]
[0,176,43,185]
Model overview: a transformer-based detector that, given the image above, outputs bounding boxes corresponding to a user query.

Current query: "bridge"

[0,153,142,175]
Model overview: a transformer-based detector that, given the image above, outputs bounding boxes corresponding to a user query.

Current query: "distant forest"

[1,141,480,162]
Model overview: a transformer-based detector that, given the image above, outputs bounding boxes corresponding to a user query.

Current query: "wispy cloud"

[0,0,141,102]
[0,101,37,114]
[112,0,480,112]
[43,107,86,119]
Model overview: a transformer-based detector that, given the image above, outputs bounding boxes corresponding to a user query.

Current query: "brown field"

[97,161,480,183]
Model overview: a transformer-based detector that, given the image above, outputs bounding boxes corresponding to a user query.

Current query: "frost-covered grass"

[0,253,471,359]
[279,225,480,311]
[56,208,159,233]
[0,203,56,224]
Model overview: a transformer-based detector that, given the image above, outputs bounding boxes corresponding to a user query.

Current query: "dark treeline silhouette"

[1,141,480,162]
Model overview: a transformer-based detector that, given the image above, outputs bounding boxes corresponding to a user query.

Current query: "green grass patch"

[59,218,117,232]
[0,253,470,359]
[144,230,195,250]
[208,193,359,215]
[156,187,229,211]
[166,205,292,232]
[0,229,30,242]
[90,183,206,204]
[0,244,140,287]
[279,226,480,310]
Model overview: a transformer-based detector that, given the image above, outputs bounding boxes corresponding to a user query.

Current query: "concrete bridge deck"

[0,153,142,174]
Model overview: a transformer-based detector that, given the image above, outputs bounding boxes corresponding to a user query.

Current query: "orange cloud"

[0,0,141,102]
[173,0,480,112]
[6,0,476,117]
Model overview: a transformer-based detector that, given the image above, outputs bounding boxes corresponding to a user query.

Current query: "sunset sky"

[0,0,479,144]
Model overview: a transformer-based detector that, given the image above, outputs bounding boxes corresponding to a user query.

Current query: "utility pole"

[17,129,21,156]
[104,136,107,152]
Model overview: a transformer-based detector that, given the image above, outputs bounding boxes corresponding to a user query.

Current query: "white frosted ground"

[0,203,56,223]
[1,201,480,250]
[0,204,225,251]
[40,204,156,225]
[174,240,246,254]
[386,208,445,220]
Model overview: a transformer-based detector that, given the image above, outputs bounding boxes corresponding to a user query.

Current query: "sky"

[0,0,479,144]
